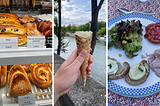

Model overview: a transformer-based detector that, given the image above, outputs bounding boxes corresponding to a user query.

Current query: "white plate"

[108,13,160,97]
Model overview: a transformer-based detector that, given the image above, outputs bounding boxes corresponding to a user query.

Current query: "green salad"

[108,20,143,58]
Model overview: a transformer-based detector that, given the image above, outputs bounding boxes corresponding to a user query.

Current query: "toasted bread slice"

[108,57,130,80]
[125,60,150,85]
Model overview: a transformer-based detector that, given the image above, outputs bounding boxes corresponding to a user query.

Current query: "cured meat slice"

[144,23,160,43]
[148,49,160,77]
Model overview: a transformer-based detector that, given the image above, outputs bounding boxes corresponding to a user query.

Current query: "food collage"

[2,0,160,106]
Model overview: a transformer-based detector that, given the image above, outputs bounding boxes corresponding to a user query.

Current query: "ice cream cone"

[75,31,93,86]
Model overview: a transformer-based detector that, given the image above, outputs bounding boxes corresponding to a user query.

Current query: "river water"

[54,35,106,86]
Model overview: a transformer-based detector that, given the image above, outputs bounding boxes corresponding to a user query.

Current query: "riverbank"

[54,53,106,106]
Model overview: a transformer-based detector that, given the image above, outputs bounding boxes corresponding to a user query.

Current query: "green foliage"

[62,21,105,36]
[97,27,106,36]
[66,25,71,31]
[71,26,77,32]
[98,21,106,31]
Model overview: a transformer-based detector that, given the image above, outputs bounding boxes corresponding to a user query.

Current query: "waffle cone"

[75,31,93,86]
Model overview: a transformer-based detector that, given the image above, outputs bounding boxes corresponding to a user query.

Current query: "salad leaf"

[108,20,143,58]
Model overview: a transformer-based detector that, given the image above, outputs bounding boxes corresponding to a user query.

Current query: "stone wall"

[54,53,106,106]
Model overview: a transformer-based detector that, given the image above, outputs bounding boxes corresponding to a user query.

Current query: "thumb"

[70,49,87,70]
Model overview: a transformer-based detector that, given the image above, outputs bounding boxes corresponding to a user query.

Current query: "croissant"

[37,21,52,32]
[23,23,37,30]
[0,25,27,35]
[0,65,7,87]
[19,15,35,24]
[8,65,31,97]
[0,34,27,46]
[28,64,52,89]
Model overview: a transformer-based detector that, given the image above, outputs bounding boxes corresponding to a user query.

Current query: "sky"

[61,0,106,26]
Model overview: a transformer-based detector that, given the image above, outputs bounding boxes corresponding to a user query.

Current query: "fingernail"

[90,64,92,70]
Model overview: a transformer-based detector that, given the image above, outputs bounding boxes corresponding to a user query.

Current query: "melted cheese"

[108,59,118,75]
[129,64,146,80]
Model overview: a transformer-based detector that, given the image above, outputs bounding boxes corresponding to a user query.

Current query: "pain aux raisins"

[14,29,18,32]
[1,29,6,32]
[0,17,8,18]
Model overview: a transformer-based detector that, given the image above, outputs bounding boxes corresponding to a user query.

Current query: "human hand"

[54,48,93,103]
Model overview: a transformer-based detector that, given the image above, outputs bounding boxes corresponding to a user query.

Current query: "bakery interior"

[0,0,52,106]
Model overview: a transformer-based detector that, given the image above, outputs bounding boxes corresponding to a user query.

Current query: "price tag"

[0,37,18,49]
[18,94,35,106]
[27,36,45,48]
[0,98,3,106]
[46,35,52,48]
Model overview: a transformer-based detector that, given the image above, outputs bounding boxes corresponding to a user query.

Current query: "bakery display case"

[0,1,53,105]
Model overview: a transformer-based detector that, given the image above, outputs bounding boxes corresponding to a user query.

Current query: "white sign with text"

[0,98,3,106]
[27,36,45,48]
[18,94,35,106]
[0,37,18,49]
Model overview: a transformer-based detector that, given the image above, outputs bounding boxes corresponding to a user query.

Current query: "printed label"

[18,94,35,106]
[0,37,18,49]
[0,98,3,106]
[27,36,45,48]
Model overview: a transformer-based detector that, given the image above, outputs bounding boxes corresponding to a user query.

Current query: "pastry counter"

[0,12,53,106]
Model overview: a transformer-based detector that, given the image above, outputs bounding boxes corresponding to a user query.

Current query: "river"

[54,35,106,86]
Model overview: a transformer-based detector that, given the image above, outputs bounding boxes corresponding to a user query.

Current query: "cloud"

[61,0,106,26]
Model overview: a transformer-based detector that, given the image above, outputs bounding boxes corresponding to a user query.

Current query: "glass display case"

[0,48,52,106]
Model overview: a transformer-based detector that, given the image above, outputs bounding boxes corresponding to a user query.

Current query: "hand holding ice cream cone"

[75,31,93,86]
[54,48,93,103]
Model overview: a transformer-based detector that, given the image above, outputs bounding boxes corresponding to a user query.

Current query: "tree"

[98,21,106,30]
[91,0,104,54]
[97,27,106,36]
[71,25,77,32]
[54,0,69,55]
[66,24,71,31]
[57,0,61,55]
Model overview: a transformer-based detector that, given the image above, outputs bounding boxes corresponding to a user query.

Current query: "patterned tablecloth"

[108,0,160,105]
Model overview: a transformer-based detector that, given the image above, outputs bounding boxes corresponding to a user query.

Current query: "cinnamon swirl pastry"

[47,63,52,69]
[0,65,7,87]
[28,64,52,89]
[8,65,31,97]
[29,63,47,71]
